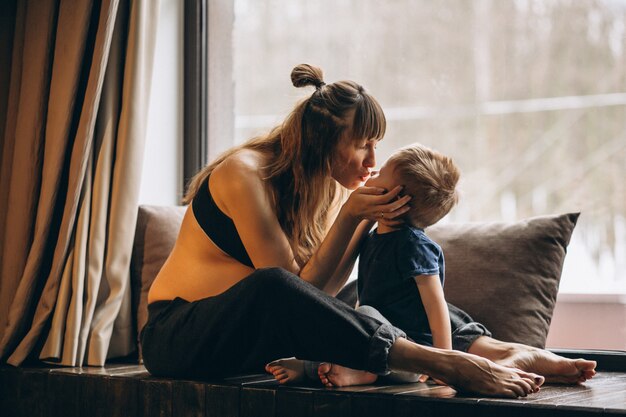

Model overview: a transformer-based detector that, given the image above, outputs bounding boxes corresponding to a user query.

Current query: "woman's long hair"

[183,64,386,266]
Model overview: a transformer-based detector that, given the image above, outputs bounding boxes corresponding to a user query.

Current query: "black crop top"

[192,176,253,267]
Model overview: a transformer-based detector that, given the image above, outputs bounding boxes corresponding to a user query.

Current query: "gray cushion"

[131,205,186,349]
[429,212,579,348]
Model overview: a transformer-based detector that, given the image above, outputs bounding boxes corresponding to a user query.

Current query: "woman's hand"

[342,185,411,225]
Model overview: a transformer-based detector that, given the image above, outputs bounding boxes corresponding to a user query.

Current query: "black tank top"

[191,176,253,267]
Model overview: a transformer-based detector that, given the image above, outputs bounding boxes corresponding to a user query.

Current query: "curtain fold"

[0,0,24,343]
[0,0,159,367]
[90,0,158,363]
[0,0,57,352]
[0,0,17,157]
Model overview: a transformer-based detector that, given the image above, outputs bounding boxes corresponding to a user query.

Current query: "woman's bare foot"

[265,358,305,384]
[317,363,378,387]
[441,354,544,398]
[500,348,596,384]
[389,338,542,398]
[469,338,596,384]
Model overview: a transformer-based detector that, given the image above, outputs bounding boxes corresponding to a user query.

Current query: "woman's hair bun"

[291,64,325,89]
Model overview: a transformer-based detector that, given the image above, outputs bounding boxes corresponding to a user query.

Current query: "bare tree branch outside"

[233,0,626,293]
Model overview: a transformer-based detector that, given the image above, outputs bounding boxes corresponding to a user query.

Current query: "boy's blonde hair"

[387,143,460,229]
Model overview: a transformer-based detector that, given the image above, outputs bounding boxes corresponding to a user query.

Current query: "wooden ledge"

[2,363,626,416]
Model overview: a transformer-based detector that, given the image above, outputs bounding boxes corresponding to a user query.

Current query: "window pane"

[233,0,626,295]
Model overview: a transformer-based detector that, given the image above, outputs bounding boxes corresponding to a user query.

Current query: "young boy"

[357,142,459,351]
[267,143,462,386]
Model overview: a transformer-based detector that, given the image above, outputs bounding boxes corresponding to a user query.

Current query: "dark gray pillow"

[428,212,579,348]
[131,205,186,350]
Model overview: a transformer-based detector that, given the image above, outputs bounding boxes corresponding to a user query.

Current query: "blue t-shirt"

[357,226,445,345]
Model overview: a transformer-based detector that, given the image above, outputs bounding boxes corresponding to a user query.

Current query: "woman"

[142,64,594,398]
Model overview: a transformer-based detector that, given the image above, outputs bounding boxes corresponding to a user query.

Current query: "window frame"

[183,0,234,193]
[183,0,208,190]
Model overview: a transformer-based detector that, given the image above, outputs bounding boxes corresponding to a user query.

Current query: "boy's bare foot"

[265,358,305,384]
[317,362,378,387]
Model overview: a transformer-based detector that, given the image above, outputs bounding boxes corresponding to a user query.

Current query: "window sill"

[549,348,626,371]
[556,292,626,304]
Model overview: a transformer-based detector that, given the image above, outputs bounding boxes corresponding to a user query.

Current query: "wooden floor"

[2,363,626,416]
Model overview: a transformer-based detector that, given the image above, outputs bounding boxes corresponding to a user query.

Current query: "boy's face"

[364,160,398,192]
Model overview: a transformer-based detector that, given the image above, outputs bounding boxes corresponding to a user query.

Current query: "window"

[231,0,626,296]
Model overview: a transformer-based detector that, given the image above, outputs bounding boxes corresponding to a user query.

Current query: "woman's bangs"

[352,95,386,141]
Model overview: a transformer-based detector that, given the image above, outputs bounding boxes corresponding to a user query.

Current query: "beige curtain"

[0,0,159,366]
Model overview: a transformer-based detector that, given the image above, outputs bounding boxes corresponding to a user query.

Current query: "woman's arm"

[321,213,375,296]
[303,215,373,295]
[415,275,452,350]
[212,154,302,273]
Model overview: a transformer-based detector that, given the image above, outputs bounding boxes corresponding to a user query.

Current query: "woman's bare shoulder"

[210,149,269,207]
[212,149,264,183]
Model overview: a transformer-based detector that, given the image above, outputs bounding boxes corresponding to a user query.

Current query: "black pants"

[141,268,405,379]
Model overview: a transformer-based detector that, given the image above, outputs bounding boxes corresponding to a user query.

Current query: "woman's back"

[148,150,268,303]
